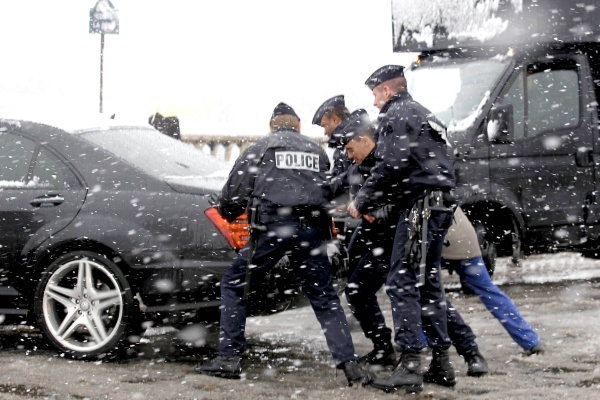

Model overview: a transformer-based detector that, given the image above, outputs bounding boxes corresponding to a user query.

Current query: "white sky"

[0,0,415,138]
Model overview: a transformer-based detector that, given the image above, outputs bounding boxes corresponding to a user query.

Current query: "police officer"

[340,109,488,382]
[312,94,352,183]
[195,102,373,387]
[313,95,355,245]
[347,65,456,393]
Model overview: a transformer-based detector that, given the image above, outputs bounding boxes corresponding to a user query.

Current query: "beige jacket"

[442,206,482,260]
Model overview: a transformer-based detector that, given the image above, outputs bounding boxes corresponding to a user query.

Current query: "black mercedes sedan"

[0,115,270,358]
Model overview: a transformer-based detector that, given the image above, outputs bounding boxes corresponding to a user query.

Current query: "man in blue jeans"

[442,206,544,355]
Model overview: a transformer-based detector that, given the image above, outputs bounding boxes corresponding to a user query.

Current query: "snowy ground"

[0,252,598,399]
[247,252,600,350]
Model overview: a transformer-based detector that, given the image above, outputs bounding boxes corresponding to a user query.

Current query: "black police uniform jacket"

[353,91,456,214]
[347,149,376,200]
[327,127,352,198]
[218,127,332,222]
[348,146,398,222]
[330,143,351,179]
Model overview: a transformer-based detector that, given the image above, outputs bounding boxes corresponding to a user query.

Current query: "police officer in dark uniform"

[195,102,372,387]
[347,65,457,393]
[312,95,352,181]
[340,110,488,381]
[341,109,487,381]
[313,95,357,247]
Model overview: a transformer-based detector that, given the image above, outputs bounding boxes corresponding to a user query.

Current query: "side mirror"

[487,104,514,144]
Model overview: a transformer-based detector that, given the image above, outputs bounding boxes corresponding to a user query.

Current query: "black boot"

[523,342,544,356]
[370,351,423,394]
[465,350,489,377]
[423,348,456,387]
[195,355,242,379]
[358,344,396,367]
[340,360,375,387]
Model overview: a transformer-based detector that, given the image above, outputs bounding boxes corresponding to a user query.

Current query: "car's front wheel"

[34,251,135,359]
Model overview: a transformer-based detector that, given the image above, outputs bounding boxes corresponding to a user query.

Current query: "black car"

[0,115,338,358]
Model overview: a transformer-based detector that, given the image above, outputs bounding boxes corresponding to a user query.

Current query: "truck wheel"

[33,251,135,359]
[475,223,497,277]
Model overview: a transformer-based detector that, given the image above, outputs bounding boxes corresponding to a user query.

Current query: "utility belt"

[404,190,456,286]
[248,200,331,235]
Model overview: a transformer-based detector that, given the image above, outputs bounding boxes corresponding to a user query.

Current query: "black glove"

[371,204,394,221]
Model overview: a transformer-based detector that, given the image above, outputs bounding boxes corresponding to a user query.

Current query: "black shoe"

[340,360,375,387]
[370,352,423,394]
[358,346,396,367]
[423,349,456,387]
[465,351,489,377]
[195,355,242,379]
[523,343,544,356]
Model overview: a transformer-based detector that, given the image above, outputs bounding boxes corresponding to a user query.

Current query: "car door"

[489,54,595,247]
[0,131,87,269]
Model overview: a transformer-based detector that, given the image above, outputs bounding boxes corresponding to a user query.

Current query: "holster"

[296,209,332,240]
[404,197,426,285]
[404,190,456,286]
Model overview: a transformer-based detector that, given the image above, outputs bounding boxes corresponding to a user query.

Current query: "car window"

[31,147,76,188]
[496,58,580,141]
[527,67,579,137]
[0,132,78,189]
[497,70,526,140]
[81,127,231,188]
[0,133,35,187]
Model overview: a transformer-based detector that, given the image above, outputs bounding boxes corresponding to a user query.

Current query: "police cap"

[336,109,372,146]
[312,95,345,125]
[364,65,405,90]
[271,102,300,120]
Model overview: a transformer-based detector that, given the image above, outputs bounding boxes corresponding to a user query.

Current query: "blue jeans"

[443,257,540,351]
[219,219,357,367]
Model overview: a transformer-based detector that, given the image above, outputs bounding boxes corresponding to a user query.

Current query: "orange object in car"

[205,207,250,250]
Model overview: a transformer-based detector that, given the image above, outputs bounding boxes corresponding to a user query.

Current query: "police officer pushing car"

[347,65,457,393]
[195,102,373,387]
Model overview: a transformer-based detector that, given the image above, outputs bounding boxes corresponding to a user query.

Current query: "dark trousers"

[218,219,356,367]
[388,210,454,352]
[347,213,478,354]
[345,219,394,349]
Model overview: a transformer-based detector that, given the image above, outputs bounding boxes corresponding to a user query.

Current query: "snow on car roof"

[0,110,152,133]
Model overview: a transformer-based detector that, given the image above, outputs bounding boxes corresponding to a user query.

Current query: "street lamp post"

[89,0,119,114]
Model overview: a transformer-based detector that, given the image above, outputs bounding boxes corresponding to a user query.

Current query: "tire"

[474,222,497,277]
[33,251,135,359]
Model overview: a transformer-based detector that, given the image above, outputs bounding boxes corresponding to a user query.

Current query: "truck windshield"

[406,55,508,134]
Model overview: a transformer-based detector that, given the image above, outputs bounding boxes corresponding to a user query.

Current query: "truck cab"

[405,43,600,259]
